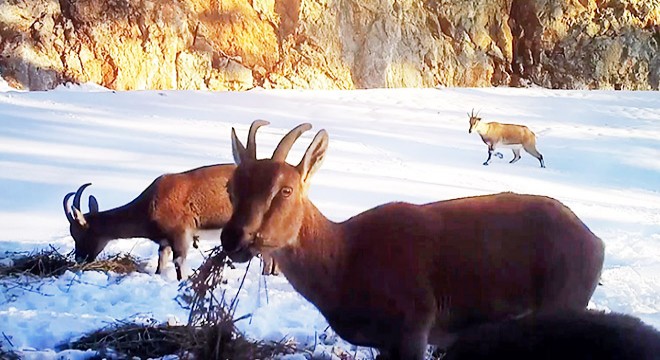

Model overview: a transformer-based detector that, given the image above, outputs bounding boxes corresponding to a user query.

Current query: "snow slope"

[0,81,659,359]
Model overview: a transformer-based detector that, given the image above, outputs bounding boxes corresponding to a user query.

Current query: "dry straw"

[0,246,75,278]
[0,246,140,278]
[67,320,297,360]
[64,246,297,359]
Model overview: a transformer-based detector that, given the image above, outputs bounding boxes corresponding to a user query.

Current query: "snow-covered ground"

[0,79,658,359]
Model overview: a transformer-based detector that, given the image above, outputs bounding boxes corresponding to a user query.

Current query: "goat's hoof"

[483,162,489,166]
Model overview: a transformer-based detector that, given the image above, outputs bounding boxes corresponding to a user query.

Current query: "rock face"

[0,0,658,90]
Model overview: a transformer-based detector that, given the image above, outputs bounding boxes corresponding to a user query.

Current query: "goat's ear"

[89,195,99,213]
[231,127,248,165]
[72,206,88,227]
[296,130,329,191]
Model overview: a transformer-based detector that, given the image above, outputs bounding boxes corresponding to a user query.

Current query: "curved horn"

[231,127,247,164]
[63,192,76,223]
[272,123,313,162]
[246,120,270,159]
[73,183,92,211]
[89,195,99,213]
[470,108,475,118]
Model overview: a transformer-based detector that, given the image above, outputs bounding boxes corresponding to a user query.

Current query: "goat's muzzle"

[220,225,255,263]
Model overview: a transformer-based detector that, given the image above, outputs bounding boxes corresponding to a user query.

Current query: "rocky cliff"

[0,0,658,90]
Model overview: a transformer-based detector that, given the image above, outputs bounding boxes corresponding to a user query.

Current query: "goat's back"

[339,192,603,332]
[150,164,236,231]
[487,121,537,145]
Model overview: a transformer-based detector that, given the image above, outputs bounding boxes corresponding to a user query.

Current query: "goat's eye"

[280,186,293,198]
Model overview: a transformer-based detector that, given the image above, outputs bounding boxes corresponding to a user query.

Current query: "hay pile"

[0,247,75,277]
[75,253,140,274]
[64,247,298,359]
[68,319,296,360]
[0,247,140,278]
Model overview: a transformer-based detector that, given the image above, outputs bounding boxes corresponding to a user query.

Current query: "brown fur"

[221,122,604,359]
[63,164,279,280]
[443,310,660,360]
[468,111,545,167]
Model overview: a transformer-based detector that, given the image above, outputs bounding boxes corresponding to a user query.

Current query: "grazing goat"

[443,310,660,360]
[220,120,604,359]
[468,109,545,167]
[62,120,279,280]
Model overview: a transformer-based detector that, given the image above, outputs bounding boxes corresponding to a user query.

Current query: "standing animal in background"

[468,109,545,167]
[443,310,660,360]
[63,120,279,280]
[220,120,605,359]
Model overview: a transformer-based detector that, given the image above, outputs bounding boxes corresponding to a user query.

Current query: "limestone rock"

[0,0,657,90]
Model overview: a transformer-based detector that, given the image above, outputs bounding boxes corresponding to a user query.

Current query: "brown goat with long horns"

[220,120,604,359]
[63,120,279,280]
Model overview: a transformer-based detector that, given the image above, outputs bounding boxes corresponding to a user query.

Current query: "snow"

[0,83,658,359]
[0,77,20,93]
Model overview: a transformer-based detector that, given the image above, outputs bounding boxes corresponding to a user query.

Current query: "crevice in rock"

[508,0,542,86]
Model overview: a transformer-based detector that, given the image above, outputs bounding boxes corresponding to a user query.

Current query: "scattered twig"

[2,332,14,347]
[229,257,252,318]
[0,332,19,360]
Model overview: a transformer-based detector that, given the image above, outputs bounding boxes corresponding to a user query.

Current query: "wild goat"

[443,310,660,360]
[220,120,605,359]
[468,109,545,167]
[62,121,279,280]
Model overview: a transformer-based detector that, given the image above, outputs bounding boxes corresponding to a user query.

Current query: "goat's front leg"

[378,331,429,360]
[483,145,495,166]
[155,241,172,275]
[170,231,192,281]
[510,148,522,163]
[261,254,279,275]
[377,314,434,360]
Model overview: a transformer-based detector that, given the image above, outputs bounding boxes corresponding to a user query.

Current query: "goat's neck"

[87,201,154,241]
[474,121,490,135]
[273,200,345,312]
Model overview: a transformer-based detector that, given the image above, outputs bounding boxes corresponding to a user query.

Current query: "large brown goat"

[63,120,278,280]
[220,121,605,359]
